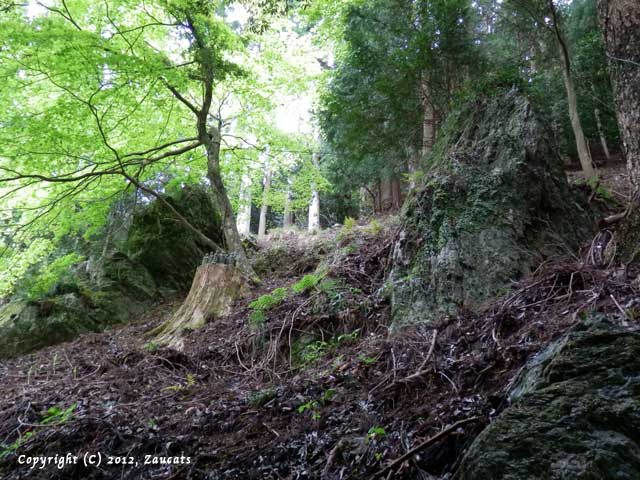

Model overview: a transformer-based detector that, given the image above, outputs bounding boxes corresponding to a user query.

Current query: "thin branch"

[606,53,640,68]
[161,79,201,116]
[122,137,199,158]
[372,417,482,479]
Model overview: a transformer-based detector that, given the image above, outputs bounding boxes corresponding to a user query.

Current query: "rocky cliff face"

[458,318,640,479]
[390,90,594,326]
[0,186,222,358]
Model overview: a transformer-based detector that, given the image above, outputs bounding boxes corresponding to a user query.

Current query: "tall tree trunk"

[308,190,320,232]
[258,152,271,239]
[236,167,252,237]
[308,152,321,233]
[549,1,597,180]
[594,106,612,161]
[420,73,437,159]
[598,0,640,261]
[406,144,420,189]
[202,125,256,280]
[184,15,257,281]
[379,178,393,212]
[283,177,294,229]
[391,179,403,210]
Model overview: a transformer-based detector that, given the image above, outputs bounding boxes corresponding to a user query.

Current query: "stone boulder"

[391,89,594,326]
[0,185,223,358]
[458,318,640,479]
[125,185,223,292]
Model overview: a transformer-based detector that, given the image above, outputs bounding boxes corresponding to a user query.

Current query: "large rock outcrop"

[0,185,223,358]
[458,318,640,479]
[125,186,223,292]
[391,90,594,326]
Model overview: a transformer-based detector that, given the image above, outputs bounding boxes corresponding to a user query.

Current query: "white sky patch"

[276,96,314,135]
[226,4,250,26]
[26,0,49,19]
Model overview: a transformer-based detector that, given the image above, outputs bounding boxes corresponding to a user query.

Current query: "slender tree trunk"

[283,177,294,229]
[549,1,597,180]
[391,178,403,210]
[308,152,321,233]
[184,15,257,281]
[379,178,393,212]
[406,144,420,189]
[420,72,438,159]
[598,0,640,261]
[594,106,611,161]
[308,190,320,232]
[258,153,271,239]
[201,124,255,280]
[236,167,252,237]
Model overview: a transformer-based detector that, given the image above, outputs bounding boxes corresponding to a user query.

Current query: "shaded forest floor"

[1,166,638,480]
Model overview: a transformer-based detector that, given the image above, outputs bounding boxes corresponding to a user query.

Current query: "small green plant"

[292,274,322,294]
[343,217,357,230]
[300,340,331,364]
[367,426,387,443]
[365,218,382,235]
[161,373,196,393]
[295,329,360,368]
[249,309,267,327]
[337,330,359,344]
[42,403,77,425]
[582,177,613,200]
[0,431,34,459]
[358,354,379,365]
[248,287,289,327]
[297,400,321,421]
[320,388,337,405]
[248,388,277,407]
[147,419,158,430]
[249,288,288,311]
[144,341,159,352]
[403,169,425,186]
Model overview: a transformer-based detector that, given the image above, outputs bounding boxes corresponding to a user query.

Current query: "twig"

[262,422,280,438]
[610,294,630,326]
[371,417,481,479]
[322,438,347,479]
[382,329,438,392]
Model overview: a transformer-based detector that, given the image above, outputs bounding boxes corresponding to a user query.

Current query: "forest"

[0,0,639,478]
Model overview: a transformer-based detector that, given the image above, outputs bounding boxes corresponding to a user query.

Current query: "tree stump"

[149,264,248,349]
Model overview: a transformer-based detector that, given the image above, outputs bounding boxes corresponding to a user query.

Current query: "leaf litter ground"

[1,214,639,480]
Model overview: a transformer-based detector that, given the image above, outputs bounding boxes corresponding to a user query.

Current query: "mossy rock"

[126,185,224,292]
[0,295,106,357]
[458,318,640,479]
[390,89,594,326]
[101,252,157,299]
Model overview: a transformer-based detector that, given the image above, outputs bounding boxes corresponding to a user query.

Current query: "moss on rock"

[0,185,224,358]
[391,90,594,326]
[126,185,223,292]
[458,318,640,479]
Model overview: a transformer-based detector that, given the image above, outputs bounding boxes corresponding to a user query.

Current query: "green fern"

[292,274,322,294]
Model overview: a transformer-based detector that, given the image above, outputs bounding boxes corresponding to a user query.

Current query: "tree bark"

[236,166,252,237]
[308,152,321,233]
[598,0,640,261]
[549,0,597,180]
[202,124,256,280]
[594,106,611,161]
[258,151,271,239]
[283,177,294,229]
[391,178,403,210]
[183,14,257,281]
